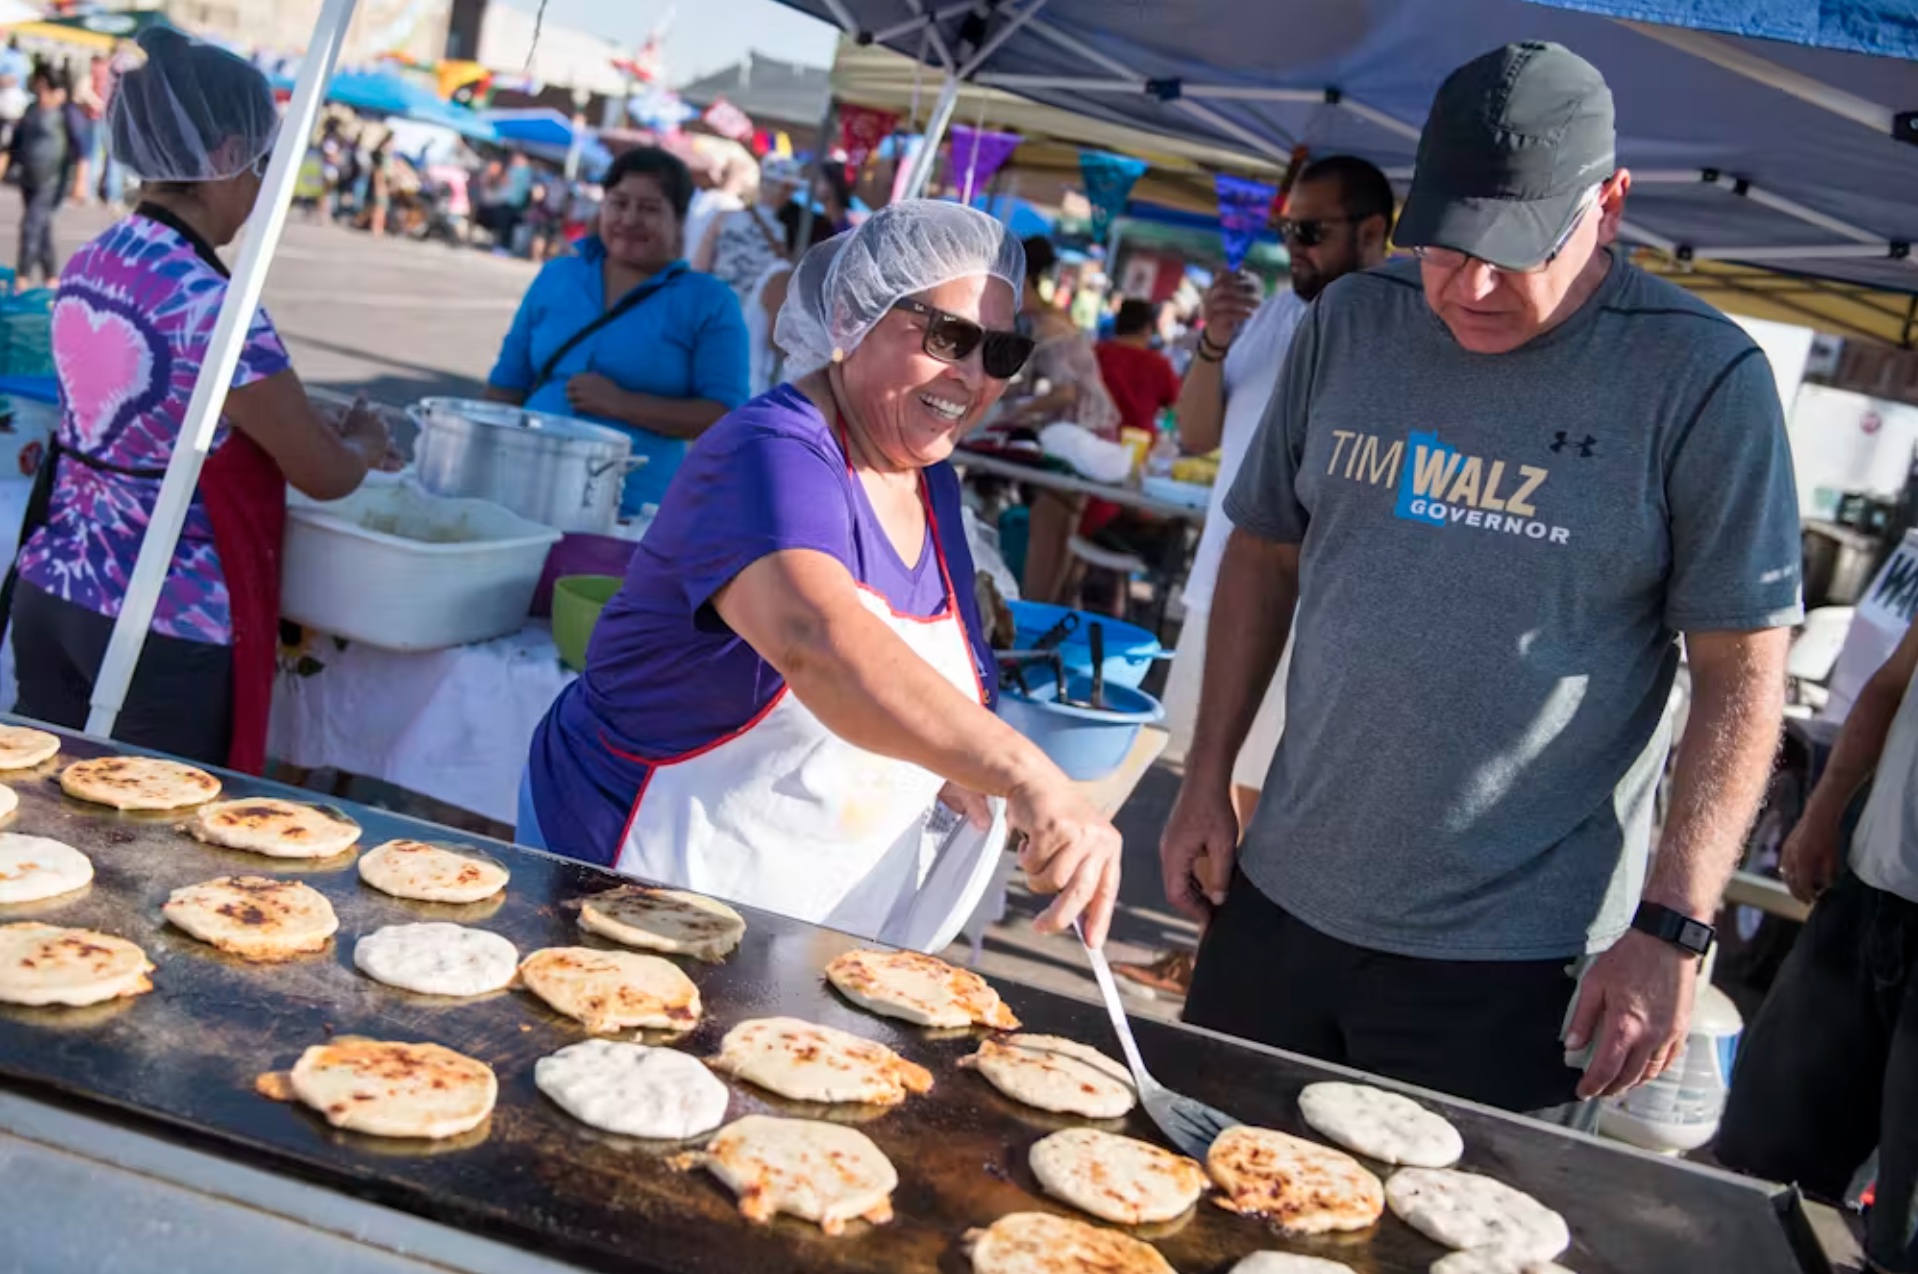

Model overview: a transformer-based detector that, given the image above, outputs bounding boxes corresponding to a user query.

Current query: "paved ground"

[16,201,530,406]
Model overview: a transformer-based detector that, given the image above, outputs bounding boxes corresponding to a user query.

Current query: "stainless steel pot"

[407,397,645,534]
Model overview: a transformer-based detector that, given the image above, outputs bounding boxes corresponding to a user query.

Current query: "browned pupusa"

[1208,1125,1385,1235]
[826,947,1020,1029]
[163,876,338,961]
[518,946,702,1033]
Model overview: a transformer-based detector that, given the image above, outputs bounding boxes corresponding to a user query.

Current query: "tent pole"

[1619,20,1895,137]
[903,74,960,199]
[794,95,836,257]
[83,0,361,743]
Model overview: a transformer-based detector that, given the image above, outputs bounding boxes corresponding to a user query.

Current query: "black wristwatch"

[1631,901,1715,958]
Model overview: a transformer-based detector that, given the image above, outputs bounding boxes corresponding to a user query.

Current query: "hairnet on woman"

[4,26,394,770]
[523,200,1125,947]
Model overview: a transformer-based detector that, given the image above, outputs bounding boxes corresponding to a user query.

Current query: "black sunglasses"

[1277,214,1366,248]
[891,299,1035,380]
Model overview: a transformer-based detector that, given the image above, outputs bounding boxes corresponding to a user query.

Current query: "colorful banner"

[947,125,1020,203]
[1079,150,1148,242]
[1215,172,1279,270]
[838,103,900,180]
[703,97,754,142]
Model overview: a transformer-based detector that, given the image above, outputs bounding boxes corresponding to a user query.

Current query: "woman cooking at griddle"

[2,28,394,769]
[521,202,1124,947]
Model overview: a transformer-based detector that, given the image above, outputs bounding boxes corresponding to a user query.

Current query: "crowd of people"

[6,26,1912,1268]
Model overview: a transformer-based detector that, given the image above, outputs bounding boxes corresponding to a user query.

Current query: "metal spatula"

[1074,920,1240,1159]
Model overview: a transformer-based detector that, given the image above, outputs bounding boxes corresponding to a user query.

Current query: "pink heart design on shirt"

[52,295,158,451]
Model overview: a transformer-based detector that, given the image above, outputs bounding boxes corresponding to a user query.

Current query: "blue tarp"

[271,67,498,141]
[959,192,1055,238]
[774,0,1918,296]
[1526,1,1918,60]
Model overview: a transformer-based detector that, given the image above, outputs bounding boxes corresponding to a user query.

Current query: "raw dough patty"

[354,923,518,996]
[536,1040,730,1140]
[1385,1168,1571,1263]
[1298,1081,1464,1168]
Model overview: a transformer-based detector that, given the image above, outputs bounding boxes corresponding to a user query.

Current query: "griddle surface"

[0,729,1817,1273]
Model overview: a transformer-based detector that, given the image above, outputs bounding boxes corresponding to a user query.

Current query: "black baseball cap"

[1395,42,1616,271]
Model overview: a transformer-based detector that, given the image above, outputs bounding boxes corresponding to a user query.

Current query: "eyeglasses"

[1410,186,1602,278]
[891,298,1035,380]
[1278,215,1366,248]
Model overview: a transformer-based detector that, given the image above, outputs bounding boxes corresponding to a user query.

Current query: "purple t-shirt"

[527,383,996,866]
[14,211,291,644]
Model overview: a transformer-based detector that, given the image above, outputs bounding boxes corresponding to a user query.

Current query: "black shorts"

[10,581,233,766]
[1717,869,1918,1273]
[1185,869,1589,1118]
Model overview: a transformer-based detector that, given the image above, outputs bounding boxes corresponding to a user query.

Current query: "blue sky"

[495,0,841,83]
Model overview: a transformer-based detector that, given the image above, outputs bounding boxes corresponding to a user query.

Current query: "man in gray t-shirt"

[1163,42,1800,1118]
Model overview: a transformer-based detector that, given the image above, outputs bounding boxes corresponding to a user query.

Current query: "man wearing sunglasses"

[1164,42,1800,1124]
[1122,156,1393,998]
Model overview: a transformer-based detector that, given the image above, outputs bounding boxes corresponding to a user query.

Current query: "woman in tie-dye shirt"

[4,27,392,767]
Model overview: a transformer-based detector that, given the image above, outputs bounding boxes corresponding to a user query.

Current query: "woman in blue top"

[485,147,748,512]
[521,202,1123,947]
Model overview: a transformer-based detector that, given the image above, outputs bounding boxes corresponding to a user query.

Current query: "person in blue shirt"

[485,146,749,512]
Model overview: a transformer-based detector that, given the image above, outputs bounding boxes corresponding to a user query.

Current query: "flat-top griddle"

[0,728,1825,1274]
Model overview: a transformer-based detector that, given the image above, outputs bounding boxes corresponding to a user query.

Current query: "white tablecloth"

[268,622,576,826]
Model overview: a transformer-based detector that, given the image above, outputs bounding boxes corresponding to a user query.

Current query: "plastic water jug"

[1596,981,1743,1154]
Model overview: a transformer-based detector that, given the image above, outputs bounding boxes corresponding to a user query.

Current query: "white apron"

[613,474,1007,945]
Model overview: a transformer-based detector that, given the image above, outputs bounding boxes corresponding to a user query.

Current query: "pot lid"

[410,397,633,448]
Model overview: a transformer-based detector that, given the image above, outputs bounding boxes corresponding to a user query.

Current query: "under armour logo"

[1550,432,1597,458]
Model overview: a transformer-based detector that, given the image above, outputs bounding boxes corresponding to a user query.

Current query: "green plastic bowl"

[552,574,622,671]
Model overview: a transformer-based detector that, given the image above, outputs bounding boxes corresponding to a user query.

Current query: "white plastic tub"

[281,481,563,652]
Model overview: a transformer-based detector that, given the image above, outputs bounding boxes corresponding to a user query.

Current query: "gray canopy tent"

[776,0,1918,322]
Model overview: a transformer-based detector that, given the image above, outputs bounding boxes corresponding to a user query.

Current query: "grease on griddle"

[256,1070,296,1102]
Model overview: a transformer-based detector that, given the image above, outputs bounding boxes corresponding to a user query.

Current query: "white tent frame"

[84,0,361,741]
[843,0,1918,270]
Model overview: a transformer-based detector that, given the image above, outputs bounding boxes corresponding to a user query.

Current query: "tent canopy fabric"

[778,0,1918,324]
[831,37,1281,178]
[1524,1,1918,60]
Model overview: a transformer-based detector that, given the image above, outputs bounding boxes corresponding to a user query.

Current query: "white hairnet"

[109,27,279,182]
[775,200,1026,379]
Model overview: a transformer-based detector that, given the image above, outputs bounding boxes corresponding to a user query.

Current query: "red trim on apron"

[199,429,286,774]
[596,684,791,768]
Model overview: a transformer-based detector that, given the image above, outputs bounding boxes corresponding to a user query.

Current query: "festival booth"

[0,2,1908,1268]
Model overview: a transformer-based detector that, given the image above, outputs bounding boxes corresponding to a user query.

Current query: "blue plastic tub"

[1004,600,1165,690]
[997,676,1165,781]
